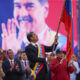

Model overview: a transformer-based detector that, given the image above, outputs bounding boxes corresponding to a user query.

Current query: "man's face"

[57,53,65,59]
[7,50,14,60]
[30,33,38,43]
[71,54,77,61]
[14,0,48,34]
[22,53,28,60]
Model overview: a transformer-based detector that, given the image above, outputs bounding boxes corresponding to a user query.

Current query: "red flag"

[60,0,74,61]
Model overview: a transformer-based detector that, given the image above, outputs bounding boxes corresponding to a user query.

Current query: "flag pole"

[51,0,66,53]
[48,0,67,63]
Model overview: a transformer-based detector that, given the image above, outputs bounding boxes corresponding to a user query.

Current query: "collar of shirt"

[21,59,29,63]
[21,59,24,63]
[8,59,14,64]
[21,60,29,67]
[31,42,38,47]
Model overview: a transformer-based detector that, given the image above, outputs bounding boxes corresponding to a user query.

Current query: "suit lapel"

[30,44,38,56]
[6,60,11,68]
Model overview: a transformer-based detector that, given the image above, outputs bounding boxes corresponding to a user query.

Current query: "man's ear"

[43,2,49,18]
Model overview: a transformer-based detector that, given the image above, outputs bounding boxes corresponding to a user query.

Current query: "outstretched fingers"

[12,19,16,34]
[7,19,12,35]
[1,23,7,38]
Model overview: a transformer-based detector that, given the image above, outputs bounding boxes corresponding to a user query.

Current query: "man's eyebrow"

[24,3,34,7]
[14,3,21,7]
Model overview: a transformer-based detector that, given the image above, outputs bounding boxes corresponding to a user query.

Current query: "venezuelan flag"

[60,0,74,61]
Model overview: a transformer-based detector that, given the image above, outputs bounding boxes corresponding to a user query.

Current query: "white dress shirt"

[8,59,14,64]
[70,61,80,80]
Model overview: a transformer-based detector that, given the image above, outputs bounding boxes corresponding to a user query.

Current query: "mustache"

[17,15,33,23]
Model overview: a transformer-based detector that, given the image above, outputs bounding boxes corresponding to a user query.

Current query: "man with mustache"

[1,0,66,53]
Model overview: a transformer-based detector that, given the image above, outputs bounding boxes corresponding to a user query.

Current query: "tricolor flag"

[60,0,74,61]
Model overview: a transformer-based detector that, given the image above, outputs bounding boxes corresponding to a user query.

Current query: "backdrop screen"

[0,0,77,54]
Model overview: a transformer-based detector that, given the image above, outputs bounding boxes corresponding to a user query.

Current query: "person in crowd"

[76,70,80,80]
[14,53,27,80]
[50,49,76,80]
[2,49,27,80]
[21,52,32,80]
[14,50,27,80]
[1,0,66,53]
[70,54,80,80]
[14,49,23,61]
[2,49,16,80]
[2,50,7,61]
[25,32,58,80]
[0,48,5,80]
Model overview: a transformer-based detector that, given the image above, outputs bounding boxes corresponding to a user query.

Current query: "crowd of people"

[0,0,79,80]
[0,48,31,80]
[0,32,80,80]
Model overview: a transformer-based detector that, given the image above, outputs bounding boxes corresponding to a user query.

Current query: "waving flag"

[60,0,74,60]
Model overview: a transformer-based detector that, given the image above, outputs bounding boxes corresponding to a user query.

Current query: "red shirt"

[50,57,74,80]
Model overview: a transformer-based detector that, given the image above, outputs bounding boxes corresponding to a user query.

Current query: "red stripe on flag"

[60,1,74,61]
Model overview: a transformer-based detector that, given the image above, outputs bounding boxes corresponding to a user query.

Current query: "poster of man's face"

[0,0,77,54]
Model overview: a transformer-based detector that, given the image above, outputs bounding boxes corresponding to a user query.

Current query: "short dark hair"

[7,49,13,55]
[27,32,34,42]
[62,51,66,55]
[56,49,66,55]
[56,49,63,54]
[38,0,48,5]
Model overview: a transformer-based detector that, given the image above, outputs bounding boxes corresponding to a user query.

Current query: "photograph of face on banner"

[0,0,77,54]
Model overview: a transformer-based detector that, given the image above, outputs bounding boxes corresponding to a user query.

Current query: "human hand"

[47,55,54,64]
[54,34,58,43]
[15,64,20,71]
[68,60,73,67]
[1,19,23,52]
[60,58,64,64]
[25,66,31,71]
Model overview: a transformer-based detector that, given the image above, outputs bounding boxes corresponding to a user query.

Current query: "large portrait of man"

[0,0,77,54]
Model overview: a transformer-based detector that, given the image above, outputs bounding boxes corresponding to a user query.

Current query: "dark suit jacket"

[2,59,26,80]
[2,60,17,80]
[25,43,57,80]
[14,60,26,80]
